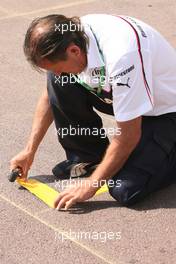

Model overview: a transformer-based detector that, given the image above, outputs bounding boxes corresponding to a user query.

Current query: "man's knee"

[108,177,148,207]
[109,181,134,206]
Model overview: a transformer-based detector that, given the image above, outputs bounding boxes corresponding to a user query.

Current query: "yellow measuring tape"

[17,178,108,208]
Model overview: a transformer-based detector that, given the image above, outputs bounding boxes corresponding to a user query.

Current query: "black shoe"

[52,160,98,180]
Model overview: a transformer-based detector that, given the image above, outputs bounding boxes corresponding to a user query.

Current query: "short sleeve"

[110,51,154,122]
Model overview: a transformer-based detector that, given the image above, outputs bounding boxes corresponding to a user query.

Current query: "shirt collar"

[82,23,105,72]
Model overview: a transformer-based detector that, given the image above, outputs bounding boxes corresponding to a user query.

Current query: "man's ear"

[67,44,81,57]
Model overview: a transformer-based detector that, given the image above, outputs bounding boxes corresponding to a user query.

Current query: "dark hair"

[23,14,89,71]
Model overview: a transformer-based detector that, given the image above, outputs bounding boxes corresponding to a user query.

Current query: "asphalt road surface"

[0,1,176,263]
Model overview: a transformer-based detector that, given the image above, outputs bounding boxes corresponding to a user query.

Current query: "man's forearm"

[25,89,53,154]
[89,118,142,187]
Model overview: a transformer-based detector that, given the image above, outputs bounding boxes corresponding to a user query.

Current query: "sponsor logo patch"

[110,65,135,83]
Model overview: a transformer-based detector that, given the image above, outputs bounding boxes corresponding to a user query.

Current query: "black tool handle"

[8,168,21,182]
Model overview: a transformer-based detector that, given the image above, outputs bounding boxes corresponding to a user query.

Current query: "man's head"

[23,14,88,74]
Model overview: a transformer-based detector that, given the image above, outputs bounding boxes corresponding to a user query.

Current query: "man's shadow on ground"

[20,174,176,214]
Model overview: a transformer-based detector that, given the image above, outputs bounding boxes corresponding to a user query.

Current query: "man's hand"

[54,179,98,210]
[9,88,53,181]
[10,150,35,180]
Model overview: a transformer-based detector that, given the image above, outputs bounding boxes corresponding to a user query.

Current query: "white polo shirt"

[78,14,176,122]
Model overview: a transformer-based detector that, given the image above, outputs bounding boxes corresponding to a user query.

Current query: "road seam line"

[35,207,53,215]
[0,0,96,20]
[0,193,123,264]
[0,6,16,15]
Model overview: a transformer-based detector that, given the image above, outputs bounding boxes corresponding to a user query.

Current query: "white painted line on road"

[0,0,97,20]
[0,193,124,264]
[35,207,53,215]
[0,6,15,15]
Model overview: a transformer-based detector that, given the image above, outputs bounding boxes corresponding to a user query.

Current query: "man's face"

[38,44,87,75]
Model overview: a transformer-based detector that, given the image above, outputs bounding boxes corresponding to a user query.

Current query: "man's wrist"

[86,177,105,191]
[25,144,36,156]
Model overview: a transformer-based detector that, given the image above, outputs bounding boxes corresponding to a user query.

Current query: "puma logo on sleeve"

[116,77,131,88]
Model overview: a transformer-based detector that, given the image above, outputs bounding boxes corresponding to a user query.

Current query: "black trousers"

[47,72,176,206]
